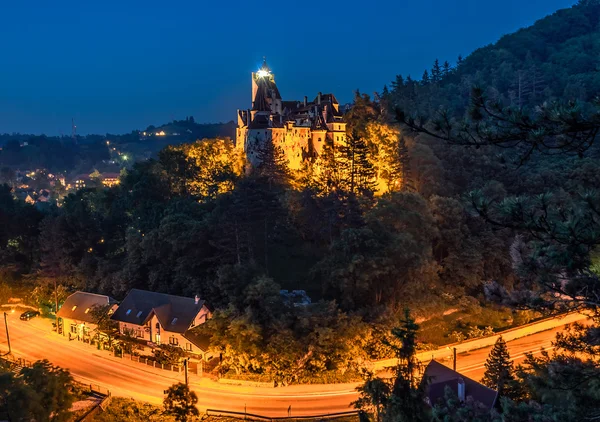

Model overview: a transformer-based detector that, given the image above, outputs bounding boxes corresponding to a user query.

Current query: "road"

[0,311,583,417]
[0,312,356,417]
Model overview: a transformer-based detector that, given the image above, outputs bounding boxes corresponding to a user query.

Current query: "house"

[57,291,118,341]
[422,360,498,410]
[100,172,120,187]
[111,289,213,360]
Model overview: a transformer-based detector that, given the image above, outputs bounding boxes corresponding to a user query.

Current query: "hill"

[389,0,600,116]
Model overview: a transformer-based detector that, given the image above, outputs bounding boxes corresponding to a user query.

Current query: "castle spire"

[260,56,270,73]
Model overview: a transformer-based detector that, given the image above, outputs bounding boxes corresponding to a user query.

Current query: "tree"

[254,139,290,190]
[89,304,119,347]
[481,337,517,400]
[19,360,75,422]
[442,61,452,79]
[163,383,199,422]
[353,310,428,421]
[431,59,442,83]
[432,386,498,422]
[154,344,186,366]
[353,371,391,422]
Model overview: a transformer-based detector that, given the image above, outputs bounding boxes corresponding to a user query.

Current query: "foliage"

[163,383,200,422]
[353,310,428,422]
[432,386,499,422]
[0,360,75,422]
[481,337,521,400]
[90,397,167,421]
[153,344,186,366]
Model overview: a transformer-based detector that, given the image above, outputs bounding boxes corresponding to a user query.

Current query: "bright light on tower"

[257,69,269,78]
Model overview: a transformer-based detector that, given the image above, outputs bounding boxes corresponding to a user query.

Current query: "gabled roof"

[183,329,212,352]
[111,289,208,334]
[57,291,117,324]
[422,360,498,410]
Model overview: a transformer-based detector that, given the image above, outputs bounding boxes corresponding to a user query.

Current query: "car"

[20,310,40,321]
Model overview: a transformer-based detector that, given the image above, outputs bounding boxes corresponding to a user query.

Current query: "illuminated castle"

[236,59,347,170]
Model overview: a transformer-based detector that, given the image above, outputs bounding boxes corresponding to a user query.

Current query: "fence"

[74,383,112,422]
[206,409,359,421]
[124,353,183,373]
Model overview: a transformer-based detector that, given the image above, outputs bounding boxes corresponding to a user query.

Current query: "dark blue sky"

[0,0,576,135]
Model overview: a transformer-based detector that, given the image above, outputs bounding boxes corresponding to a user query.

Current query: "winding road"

[0,311,583,417]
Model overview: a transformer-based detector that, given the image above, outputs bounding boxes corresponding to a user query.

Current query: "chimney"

[194,295,200,305]
[317,92,322,105]
[304,96,308,106]
[457,378,465,402]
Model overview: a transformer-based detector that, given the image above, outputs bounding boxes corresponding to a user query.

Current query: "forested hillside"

[1,0,599,395]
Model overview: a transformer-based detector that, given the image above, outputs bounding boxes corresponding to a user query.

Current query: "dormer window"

[125,309,132,316]
[136,311,143,318]
[171,318,178,325]
[71,306,77,311]
[84,308,90,314]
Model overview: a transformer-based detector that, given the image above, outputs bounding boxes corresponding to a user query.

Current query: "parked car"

[20,310,40,321]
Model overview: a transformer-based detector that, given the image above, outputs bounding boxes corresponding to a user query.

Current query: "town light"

[122,155,129,160]
[257,69,269,78]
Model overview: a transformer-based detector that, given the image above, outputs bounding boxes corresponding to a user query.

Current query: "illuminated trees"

[482,337,517,399]
[163,383,199,422]
[354,310,428,422]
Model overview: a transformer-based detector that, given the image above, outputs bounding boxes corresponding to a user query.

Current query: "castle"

[236,59,347,170]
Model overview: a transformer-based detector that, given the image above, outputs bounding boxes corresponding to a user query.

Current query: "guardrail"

[372,311,589,371]
[206,408,359,421]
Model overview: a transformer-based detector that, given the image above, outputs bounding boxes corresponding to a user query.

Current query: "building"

[111,289,213,359]
[421,360,498,410]
[73,174,91,189]
[56,291,118,341]
[236,58,347,170]
[100,172,120,187]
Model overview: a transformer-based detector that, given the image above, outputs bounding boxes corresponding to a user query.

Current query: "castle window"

[318,138,322,142]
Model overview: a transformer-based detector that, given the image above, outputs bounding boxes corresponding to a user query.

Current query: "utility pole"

[3,312,11,354]
[54,279,59,333]
[184,358,188,386]
[453,347,457,371]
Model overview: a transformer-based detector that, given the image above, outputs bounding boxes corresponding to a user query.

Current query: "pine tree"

[431,59,442,83]
[421,70,430,85]
[456,54,463,66]
[482,336,516,398]
[442,61,452,79]
[255,139,290,190]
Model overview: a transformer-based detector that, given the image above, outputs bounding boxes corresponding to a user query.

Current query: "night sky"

[0,0,576,135]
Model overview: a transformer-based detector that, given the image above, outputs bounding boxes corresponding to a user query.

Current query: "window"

[136,329,143,338]
[84,308,90,314]
[186,343,193,351]
[125,309,132,315]
[171,318,178,325]
[71,306,77,311]
[70,324,77,334]
[169,337,179,346]
[136,311,143,318]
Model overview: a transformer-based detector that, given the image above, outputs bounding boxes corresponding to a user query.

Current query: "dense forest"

[1,0,600,418]
[0,120,235,175]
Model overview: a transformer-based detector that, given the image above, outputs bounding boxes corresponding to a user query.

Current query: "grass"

[418,305,542,347]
